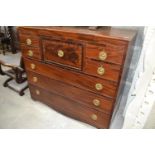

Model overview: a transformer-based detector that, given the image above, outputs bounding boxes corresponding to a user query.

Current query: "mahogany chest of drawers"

[18,27,137,128]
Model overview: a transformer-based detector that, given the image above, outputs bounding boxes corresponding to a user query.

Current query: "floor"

[0,52,95,129]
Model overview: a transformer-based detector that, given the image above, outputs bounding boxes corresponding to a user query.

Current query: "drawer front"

[24,58,118,98]
[29,84,111,128]
[19,34,40,47]
[27,71,114,114]
[84,59,121,82]
[86,44,126,65]
[42,39,83,70]
[20,45,41,60]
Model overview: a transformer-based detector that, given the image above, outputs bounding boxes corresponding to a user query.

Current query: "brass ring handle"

[97,66,105,75]
[57,50,64,58]
[95,83,103,91]
[28,50,33,57]
[30,63,36,70]
[26,38,32,45]
[91,114,98,121]
[93,99,101,106]
[33,77,38,82]
[99,51,107,61]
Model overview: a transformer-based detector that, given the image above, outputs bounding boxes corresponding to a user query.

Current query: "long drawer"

[27,71,114,114]
[29,84,111,128]
[24,58,118,98]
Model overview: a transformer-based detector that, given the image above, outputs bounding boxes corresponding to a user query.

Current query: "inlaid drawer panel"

[20,45,41,60]
[84,59,121,82]
[27,71,114,114]
[29,84,111,128]
[42,39,83,70]
[24,58,118,98]
[85,44,126,65]
[19,34,40,47]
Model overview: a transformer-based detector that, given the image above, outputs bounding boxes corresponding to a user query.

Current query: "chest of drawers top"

[18,26,136,41]
[18,27,137,128]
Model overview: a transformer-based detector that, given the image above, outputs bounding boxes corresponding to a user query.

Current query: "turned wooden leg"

[13,68,26,84]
